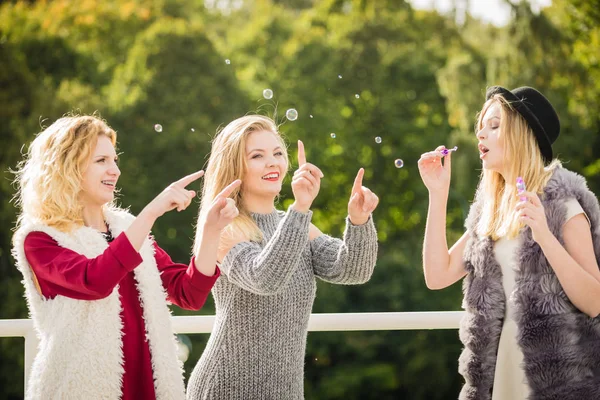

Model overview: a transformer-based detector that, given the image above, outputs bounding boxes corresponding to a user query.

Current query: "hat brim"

[486,86,553,163]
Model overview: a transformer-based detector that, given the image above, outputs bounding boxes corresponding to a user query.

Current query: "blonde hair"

[13,115,118,234]
[194,115,289,253]
[476,95,561,240]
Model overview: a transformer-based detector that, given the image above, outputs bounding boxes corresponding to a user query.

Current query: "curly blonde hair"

[13,115,118,234]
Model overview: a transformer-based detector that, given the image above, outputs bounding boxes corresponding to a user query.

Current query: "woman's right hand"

[418,146,452,195]
[127,170,205,252]
[291,140,323,213]
[142,170,205,220]
[202,179,242,232]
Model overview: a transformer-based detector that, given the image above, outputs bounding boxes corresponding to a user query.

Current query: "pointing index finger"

[297,140,307,166]
[176,170,205,188]
[217,179,242,199]
[352,168,364,195]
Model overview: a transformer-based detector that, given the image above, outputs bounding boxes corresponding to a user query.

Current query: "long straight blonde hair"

[12,115,118,234]
[476,95,561,240]
[194,115,288,253]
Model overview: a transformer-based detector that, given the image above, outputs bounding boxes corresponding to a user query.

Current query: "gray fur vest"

[458,167,600,400]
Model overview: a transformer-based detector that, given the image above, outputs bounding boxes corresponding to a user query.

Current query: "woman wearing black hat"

[418,86,600,399]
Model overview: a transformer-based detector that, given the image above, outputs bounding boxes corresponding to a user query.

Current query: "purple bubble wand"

[516,177,527,202]
[441,146,458,156]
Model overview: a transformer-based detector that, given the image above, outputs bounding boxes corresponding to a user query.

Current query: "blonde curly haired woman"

[12,115,240,400]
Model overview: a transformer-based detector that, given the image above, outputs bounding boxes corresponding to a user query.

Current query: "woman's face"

[241,130,288,202]
[79,135,121,209]
[476,102,505,174]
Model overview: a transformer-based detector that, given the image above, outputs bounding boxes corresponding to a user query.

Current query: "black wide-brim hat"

[486,86,560,164]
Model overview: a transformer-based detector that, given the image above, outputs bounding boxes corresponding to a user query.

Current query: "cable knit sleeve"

[310,216,378,284]
[220,209,311,295]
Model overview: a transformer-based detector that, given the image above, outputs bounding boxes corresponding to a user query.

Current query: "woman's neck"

[81,206,107,231]
[242,193,276,214]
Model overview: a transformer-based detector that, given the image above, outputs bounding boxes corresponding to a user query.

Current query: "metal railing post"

[23,330,39,394]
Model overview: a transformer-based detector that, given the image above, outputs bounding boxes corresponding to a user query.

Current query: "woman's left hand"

[348,168,379,225]
[516,191,551,243]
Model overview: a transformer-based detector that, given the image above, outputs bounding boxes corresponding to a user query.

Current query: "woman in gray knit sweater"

[186,115,379,399]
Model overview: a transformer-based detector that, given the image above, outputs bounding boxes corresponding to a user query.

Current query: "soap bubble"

[225,59,231,65]
[263,89,273,99]
[394,159,404,168]
[154,124,163,133]
[375,137,382,144]
[286,108,298,121]
[330,133,336,139]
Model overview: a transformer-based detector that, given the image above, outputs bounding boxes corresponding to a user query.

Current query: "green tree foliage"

[106,18,252,258]
[1,0,598,398]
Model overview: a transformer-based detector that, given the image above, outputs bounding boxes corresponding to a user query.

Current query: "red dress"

[24,231,220,400]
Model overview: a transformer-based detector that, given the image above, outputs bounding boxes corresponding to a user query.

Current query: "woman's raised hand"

[202,180,242,232]
[347,168,379,225]
[418,146,452,195]
[143,170,205,220]
[290,140,324,213]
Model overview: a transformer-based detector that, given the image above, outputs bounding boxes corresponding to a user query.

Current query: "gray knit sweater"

[186,209,378,399]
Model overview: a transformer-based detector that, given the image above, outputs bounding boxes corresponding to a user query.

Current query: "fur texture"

[12,208,186,400]
[459,167,600,400]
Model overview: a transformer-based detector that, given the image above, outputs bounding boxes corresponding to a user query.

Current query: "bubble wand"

[516,177,527,202]
[441,146,458,156]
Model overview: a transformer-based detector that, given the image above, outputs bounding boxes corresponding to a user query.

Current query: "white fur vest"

[12,208,186,400]
[458,167,600,400]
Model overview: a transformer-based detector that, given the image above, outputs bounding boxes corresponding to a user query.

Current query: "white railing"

[0,311,465,394]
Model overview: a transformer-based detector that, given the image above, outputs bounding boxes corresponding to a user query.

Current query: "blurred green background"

[1,0,598,398]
